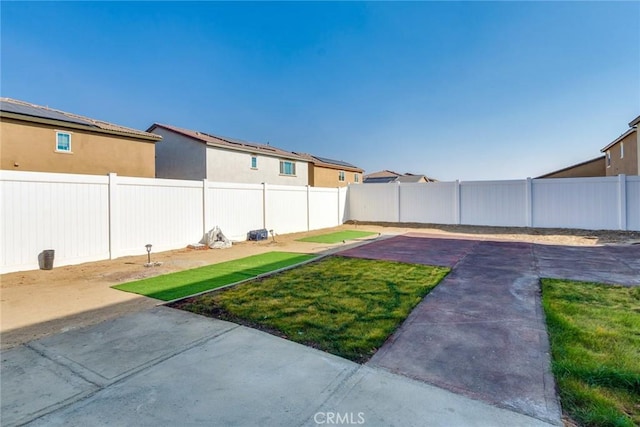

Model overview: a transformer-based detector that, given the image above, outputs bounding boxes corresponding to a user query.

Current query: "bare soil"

[2,223,638,349]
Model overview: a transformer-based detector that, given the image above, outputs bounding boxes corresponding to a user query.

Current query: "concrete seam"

[24,342,105,387]
[17,325,241,426]
[13,344,103,427]
[297,366,364,427]
[531,243,563,426]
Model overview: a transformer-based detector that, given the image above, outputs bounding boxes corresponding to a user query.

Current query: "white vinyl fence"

[348,175,639,232]
[2,170,637,274]
[0,171,347,273]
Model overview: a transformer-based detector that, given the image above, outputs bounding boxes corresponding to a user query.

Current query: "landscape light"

[145,244,152,265]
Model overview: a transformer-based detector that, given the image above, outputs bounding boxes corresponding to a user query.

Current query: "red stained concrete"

[339,233,639,425]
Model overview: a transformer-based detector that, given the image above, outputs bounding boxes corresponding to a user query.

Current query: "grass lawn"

[112,252,315,301]
[297,230,377,244]
[174,256,449,362]
[541,279,640,427]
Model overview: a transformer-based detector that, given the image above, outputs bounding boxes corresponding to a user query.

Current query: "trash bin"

[42,249,55,270]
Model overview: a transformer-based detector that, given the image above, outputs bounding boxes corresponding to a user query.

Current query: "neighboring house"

[292,152,363,187]
[364,170,437,183]
[537,156,606,179]
[149,123,309,185]
[0,98,161,177]
[601,115,639,176]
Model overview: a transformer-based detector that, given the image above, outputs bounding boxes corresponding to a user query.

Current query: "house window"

[606,151,611,167]
[621,142,624,159]
[251,155,258,169]
[354,173,359,183]
[338,171,345,182]
[56,131,71,152]
[279,160,296,176]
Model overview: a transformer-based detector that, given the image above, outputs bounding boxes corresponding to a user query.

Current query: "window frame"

[250,155,258,169]
[354,173,359,183]
[55,131,72,153]
[620,142,624,159]
[338,170,345,182]
[606,151,611,167]
[279,160,296,176]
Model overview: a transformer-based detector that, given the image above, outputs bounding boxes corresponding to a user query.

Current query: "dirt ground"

[2,223,638,349]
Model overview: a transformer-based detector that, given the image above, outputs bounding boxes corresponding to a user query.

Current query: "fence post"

[454,180,461,225]
[618,174,627,230]
[202,179,208,234]
[340,185,347,224]
[108,173,118,259]
[262,182,268,229]
[337,187,341,225]
[396,181,401,222]
[306,185,311,231]
[525,177,533,227]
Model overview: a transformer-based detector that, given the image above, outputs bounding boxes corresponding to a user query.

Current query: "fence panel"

[207,182,264,241]
[116,177,203,256]
[347,184,398,222]
[625,176,640,231]
[266,184,308,234]
[532,177,619,230]
[0,171,110,273]
[399,182,458,224]
[309,187,339,231]
[460,180,527,227]
[338,186,349,224]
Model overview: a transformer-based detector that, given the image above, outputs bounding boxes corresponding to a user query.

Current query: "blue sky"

[2,1,638,180]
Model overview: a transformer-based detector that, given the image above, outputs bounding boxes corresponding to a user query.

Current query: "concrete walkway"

[1,307,553,427]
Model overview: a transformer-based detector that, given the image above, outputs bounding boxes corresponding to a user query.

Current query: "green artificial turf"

[112,251,315,301]
[176,256,449,362]
[297,230,377,244]
[541,278,640,427]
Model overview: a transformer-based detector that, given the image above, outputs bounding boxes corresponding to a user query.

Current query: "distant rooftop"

[148,123,306,161]
[292,152,363,172]
[364,170,437,183]
[0,98,161,140]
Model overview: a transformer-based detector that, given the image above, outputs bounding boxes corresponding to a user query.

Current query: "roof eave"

[601,127,636,152]
[1,112,162,142]
[204,141,306,161]
[311,162,363,173]
[536,155,606,178]
[150,123,307,161]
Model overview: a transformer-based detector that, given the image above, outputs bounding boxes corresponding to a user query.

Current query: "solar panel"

[314,156,357,168]
[364,176,397,183]
[0,101,94,127]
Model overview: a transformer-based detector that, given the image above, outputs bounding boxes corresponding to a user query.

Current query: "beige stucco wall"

[311,164,362,187]
[541,157,605,178]
[605,130,638,176]
[1,118,156,177]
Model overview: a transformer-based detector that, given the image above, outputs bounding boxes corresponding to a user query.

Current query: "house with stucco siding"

[601,115,639,176]
[292,152,363,187]
[0,98,161,177]
[148,123,309,185]
[537,156,606,179]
